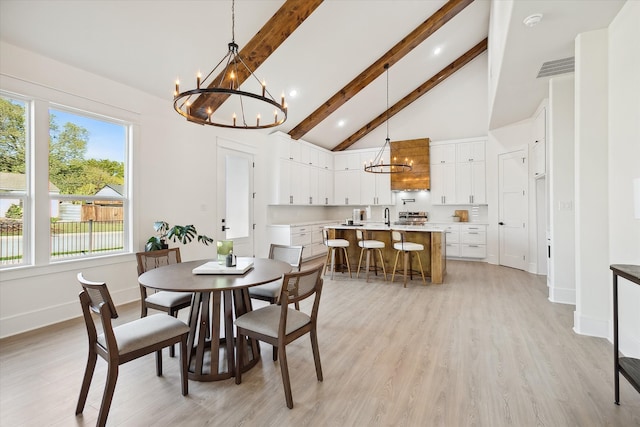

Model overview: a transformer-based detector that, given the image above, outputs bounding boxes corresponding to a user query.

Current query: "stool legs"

[324,247,352,279]
[357,248,387,283]
[391,250,426,287]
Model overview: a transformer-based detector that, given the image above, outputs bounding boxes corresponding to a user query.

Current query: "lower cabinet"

[433,223,487,259]
[267,222,330,260]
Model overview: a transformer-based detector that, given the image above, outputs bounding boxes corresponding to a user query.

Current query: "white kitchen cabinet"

[430,144,456,164]
[430,163,456,205]
[360,150,392,205]
[267,222,331,260]
[455,161,486,204]
[456,140,485,162]
[460,224,487,258]
[334,152,361,171]
[430,138,486,206]
[334,170,361,205]
[318,168,333,205]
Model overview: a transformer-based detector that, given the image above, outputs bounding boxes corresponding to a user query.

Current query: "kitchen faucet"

[384,207,390,227]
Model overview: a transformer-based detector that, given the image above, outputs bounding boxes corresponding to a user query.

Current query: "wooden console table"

[611,264,640,404]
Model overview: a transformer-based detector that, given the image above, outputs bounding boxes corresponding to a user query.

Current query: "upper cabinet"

[532,106,546,178]
[430,138,487,205]
[269,133,334,205]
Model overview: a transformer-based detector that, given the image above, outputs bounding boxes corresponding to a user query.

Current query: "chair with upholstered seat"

[248,244,303,361]
[390,229,426,287]
[322,228,352,279]
[136,248,192,356]
[235,264,324,409]
[355,228,387,282]
[75,273,189,427]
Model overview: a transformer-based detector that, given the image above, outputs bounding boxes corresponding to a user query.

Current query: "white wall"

[548,75,576,305]
[573,29,610,338]
[0,42,271,337]
[607,0,640,357]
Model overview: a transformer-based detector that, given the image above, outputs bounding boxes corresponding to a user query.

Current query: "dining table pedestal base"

[186,288,261,382]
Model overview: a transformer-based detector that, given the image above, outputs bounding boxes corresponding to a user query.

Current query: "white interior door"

[498,150,528,270]
[217,145,254,257]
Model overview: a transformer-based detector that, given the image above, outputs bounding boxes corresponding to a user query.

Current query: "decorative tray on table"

[192,260,254,275]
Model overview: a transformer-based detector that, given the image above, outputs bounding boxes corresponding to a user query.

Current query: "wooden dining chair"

[75,273,189,427]
[235,264,324,409]
[248,244,303,360]
[136,248,192,356]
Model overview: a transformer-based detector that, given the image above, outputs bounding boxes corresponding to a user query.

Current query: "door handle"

[498,222,504,225]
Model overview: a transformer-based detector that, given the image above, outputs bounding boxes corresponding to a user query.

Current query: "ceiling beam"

[190,0,324,117]
[287,0,474,140]
[333,38,488,152]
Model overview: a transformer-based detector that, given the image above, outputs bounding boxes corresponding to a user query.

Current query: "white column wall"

[608,1,640,358]
[573,29,610,338]
[548,75,575,305]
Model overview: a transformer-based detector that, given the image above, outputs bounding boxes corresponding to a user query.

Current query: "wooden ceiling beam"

[288,0,474,140]
[190,0,324,117]
[333,38,488,152]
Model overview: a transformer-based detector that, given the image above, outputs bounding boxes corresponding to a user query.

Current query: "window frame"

[0,84,135,271]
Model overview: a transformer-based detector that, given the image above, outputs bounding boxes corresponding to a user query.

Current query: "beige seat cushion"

[248,279,282,299]
[358,240,385,249]
[393,242,424,251]
[326,238,349,248]
[235,305,310,338]
[98,314,189,355]
[145,291,192,308]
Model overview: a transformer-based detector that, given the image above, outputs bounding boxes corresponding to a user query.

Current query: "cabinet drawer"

[444,230,459,244]
[291,232,312,246]
[461,244,486,259]
[291,225,311,235]
[461,231,486,245]
[445,243,460,258]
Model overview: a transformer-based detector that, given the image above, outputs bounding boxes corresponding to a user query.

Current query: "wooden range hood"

[390,138,430,191]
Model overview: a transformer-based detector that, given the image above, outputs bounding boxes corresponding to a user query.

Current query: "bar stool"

[322,228,352,279]
[390,229,426,287]
[355,229,387,282]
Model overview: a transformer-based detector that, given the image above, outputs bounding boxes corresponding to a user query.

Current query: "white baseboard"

[573,311,609,339]
[548,285,576,305]
[0,287,139,339]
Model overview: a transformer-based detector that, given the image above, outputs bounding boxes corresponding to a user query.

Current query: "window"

[0,91,131,268]
[0,95,29,266]
[48,108,128,261]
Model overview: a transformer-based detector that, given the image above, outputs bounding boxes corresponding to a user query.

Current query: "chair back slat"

[391,230,403,243]
[280,264,323,306]
[77,273,118,319]
[136,248,181,276]
[269,244,304,271]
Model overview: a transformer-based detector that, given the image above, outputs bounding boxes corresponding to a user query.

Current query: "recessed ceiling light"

[523,13,543,27]
[337,120,346,127]
[289,89,298,98]
[433,46,442,55]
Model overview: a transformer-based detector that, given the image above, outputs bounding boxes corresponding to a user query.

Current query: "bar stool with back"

[355,228,387,282]
[390,229,426,287]
[322,228,352,279]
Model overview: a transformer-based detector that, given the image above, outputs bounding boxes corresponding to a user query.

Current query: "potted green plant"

[145,220,214,251]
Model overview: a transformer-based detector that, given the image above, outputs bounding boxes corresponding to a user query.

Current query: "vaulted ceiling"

[0,0,627,150]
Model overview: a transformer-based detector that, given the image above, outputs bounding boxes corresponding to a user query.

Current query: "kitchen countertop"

[326,224,444,232]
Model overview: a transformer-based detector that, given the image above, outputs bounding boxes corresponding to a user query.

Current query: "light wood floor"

[1,260,639,426]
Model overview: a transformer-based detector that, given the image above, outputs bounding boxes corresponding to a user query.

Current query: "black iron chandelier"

[364,64,412,174]
[173,0,287,129]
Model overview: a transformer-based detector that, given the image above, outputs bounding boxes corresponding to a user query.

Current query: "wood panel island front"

[325,224,446,284]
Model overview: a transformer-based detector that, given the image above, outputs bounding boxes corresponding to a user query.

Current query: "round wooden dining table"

[138,257,292,382]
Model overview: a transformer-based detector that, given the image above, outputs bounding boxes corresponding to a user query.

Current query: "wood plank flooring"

[1,260,639,426]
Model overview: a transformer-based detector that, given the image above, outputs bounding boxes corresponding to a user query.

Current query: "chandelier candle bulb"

[281,94,285,108]
[233,113,236,127]
[256,114,260,127]
[175,80,179,95]
[196,73,201,89]
[262,81,266,97]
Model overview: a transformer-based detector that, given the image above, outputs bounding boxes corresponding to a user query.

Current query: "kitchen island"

[325,224,446,284]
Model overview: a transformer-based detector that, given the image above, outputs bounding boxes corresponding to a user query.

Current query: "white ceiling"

[0,0,626,149]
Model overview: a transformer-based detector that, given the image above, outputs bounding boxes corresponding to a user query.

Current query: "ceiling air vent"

[537,57,575,78]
